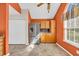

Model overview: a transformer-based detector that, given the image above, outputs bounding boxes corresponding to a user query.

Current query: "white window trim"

[64,16,79,48]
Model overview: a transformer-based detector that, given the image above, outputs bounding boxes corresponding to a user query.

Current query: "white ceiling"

[9,3,60,19]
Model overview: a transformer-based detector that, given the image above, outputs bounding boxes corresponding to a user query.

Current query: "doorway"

[9,5,29,45]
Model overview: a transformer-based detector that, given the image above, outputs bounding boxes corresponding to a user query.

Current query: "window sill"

[64,40,79,48]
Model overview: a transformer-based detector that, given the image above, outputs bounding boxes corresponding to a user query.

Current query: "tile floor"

[9,43,69,56]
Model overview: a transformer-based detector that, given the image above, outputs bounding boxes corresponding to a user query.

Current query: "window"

[64,17,79,48]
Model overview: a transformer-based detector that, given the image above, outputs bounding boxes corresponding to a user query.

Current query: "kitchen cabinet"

[40,21,50,29]
[51,20,55,34]
[45,21,50,29]
[41,33,56,43]
[0,34,4,56]
[41,20,56,43]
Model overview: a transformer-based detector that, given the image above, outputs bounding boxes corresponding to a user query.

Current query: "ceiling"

[9,3,60,19]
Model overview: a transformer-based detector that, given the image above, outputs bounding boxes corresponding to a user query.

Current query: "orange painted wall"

[55,3,79,55]
[0,4,9,55]
[0,3,21,55]
[27,10,31,43]
[31,19,51,24]
[27,11,31,26]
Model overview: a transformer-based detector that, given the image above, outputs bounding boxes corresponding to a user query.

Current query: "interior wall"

[31,19,51,24]
[55,3,79,56]
[0,3,9,55]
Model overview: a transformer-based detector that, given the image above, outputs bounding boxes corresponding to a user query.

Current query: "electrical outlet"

[76,50,79,54]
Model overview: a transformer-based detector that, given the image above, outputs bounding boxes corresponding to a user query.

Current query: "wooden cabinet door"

[40,21,50,29]
[45,21,50,29]
[51,20,55,34]
[41,20,56,43]
[40,21,46,29]
[41,33,56,43]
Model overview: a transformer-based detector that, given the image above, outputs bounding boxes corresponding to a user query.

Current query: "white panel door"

[9,20,28,44]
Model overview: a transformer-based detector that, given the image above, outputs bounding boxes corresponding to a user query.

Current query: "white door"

[9,20,28,44]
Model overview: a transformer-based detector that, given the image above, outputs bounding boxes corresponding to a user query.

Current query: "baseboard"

[56,43,73,56]
[4,53,10,56]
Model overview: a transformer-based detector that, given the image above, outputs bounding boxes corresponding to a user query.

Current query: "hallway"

[9,44,69,56]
